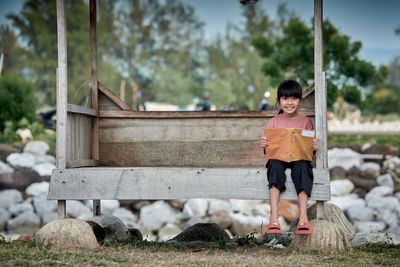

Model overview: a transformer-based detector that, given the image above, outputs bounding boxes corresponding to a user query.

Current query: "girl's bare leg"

[269,185,280,222]
[298,190,309,222]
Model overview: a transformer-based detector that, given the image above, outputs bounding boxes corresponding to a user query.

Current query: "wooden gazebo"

[49,0,329,220]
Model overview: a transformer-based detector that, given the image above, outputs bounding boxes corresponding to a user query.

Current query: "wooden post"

[90,0,99,160]
[120,79,126,102]
[56,0,68,219]
[93,200,101,216]
[314,0,326,220]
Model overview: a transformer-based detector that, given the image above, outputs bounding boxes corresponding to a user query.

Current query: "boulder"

[8,202,34,216]
[25,182,49,197]
[229,200,264,216]
[383,157,400,176]
[290,202,355,235]
[34,154,56,165]
[359,162,381,178]
[6,153,35,168]
[278,200,299,222]
[330,179,355,196]
[367,196,399,211]
[184,215,208,228]
[7,210,40,233]
[0,168,45,191]
[329,166,346,179]
[0,189,23,209]
[253,203,271,217]
[210,210,232,229]
[0,208,11,230]
[328,148,362,171]
[0,160,14,175]
[330,194,365,211]
[23,141,49,155]
[349,232,400,247]
[112,207,138,228]
[139,200,181,231]
[32,163,56,177]
[376,210,398,229]
[169,222,230,242]
[67,200,91,218]
[32,194,57,220]
[158,223,182,242]
[0,144,20,162]
[230,213,270,236]
[353,221,386,233]
[128,228,143,241]
[41,212,57,225]
[364,144,398,157]
[87,215,130,244]
[288,220,351,251]
[208,199,232,215]
[100,200,120,215]
[34,218,98,249]
[345,206,375,222]
[182,199,208,218]
[377,173,394,188]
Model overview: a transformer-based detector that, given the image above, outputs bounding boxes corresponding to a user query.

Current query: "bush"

[0,75,37,131]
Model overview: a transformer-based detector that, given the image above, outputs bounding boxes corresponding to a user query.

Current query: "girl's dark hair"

[276,80,303,114]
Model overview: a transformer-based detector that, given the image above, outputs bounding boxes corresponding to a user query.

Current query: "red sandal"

[266,221,282,234]
[296,221,312,235]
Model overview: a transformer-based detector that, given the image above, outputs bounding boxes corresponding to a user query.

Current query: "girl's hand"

[260,136,270,148]
[312,138,319,151]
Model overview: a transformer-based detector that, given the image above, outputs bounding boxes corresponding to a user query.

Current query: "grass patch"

[328,134,400,152]
[1,240,399,266]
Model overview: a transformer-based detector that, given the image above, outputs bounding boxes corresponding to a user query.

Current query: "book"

[263,128,316,162]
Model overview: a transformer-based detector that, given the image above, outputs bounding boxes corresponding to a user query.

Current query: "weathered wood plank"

[48,167,330,201]
[56,0,67,170]
[99,110,315,119]
[99,141,264,167]
[90,0,99,161]
[66,159,97,168]
[67,104,98,116]
[98,82,132,111]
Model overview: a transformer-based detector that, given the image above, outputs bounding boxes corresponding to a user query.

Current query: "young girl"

[260,79,318,235]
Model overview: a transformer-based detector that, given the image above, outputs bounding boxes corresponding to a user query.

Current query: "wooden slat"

[98,82,132,111]
[99,110,315,119]
[66,159,97,168]
[67,104,98,116]
[48,167,330,201]
[90,0,99,161]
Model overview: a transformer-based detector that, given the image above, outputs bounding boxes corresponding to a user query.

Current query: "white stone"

[7,210,41,233]
[32,194,57,219]
[345,206,376,222]
[184,215,208,228]
[25,182,49,196]
[365,185,393,201]
[208,199,232,215]
[383,157,400,172]
[367,197,399,211]
[253,203,271,217]
[230,213,269,236]
[229,199,264,216]
[101,200,120,215]
[182,199,208,218]
[32,163,56,177]
[42,211,57,224]
[0,189,23,209]
[353,221,387,233]
[350,232,400,247]
[328,148,362,171]
[360,162,381,178]
[16,128,33,144]
[377,173,394,188]
[158,223,181,241]
[376,210,398,229]
[139,200,181,231]
[0,208,11,229]
[330,179,355,196]
[34,154,56,165]
[76,211,93,221]
[396,192,400,202]
[6,152,35,168]
[23,141,49,155]
[329,194,365,211]
[8,202,34,216]
[0,160,14,175]
[67,200,91,218]
[112,207,138,228]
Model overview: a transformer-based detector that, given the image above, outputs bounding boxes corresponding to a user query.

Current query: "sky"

[1,0,399,66]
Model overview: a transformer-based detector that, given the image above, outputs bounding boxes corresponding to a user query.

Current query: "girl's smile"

[279,96,301,117]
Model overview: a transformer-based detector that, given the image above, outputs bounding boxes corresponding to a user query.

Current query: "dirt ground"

[1,240,399,266]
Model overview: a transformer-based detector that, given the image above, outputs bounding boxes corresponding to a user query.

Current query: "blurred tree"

[0,75,37,131]
[252,17,387,110]
[0,25,24,74]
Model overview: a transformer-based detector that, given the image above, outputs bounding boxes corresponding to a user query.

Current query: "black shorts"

[266,159,314,197]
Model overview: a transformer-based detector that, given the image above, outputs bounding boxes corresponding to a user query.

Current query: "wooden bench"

[50,0,330,220]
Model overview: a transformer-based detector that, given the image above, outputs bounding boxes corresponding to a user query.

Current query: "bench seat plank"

[48,167,330,201]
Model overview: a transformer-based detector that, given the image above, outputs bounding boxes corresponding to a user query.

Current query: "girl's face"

[278,96,301,115]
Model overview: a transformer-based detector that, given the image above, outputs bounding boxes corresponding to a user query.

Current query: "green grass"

[1,240,399,266]
[328,134,400,153]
